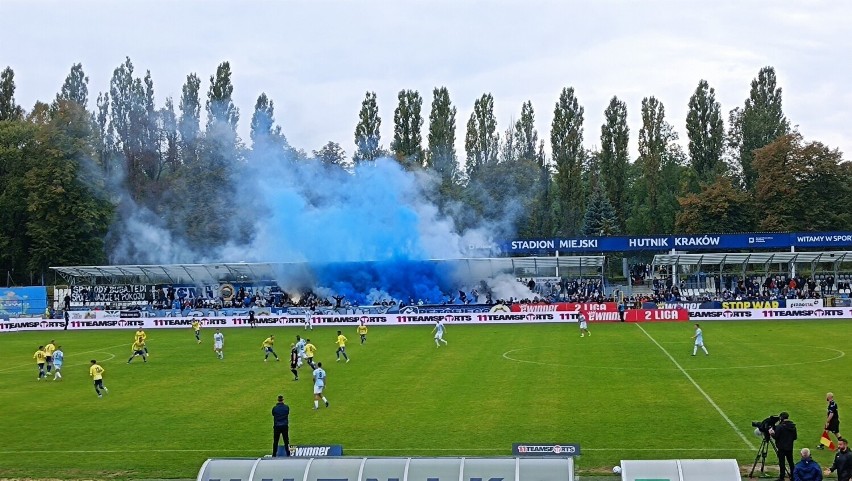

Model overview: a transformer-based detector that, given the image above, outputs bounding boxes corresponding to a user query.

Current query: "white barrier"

[689,307,852,320]
[0,311,582,332]
[619,459,740,481]
[197,457,574,481]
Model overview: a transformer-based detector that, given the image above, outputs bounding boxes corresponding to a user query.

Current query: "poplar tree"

[599,96,629,230]
[391,89,423,169]
[686,79,724,184]
[354,91,382,164]
[550,87,585,235]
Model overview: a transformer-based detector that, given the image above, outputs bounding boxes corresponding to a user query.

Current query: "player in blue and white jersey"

[52,346,64,380]
[213,329,225,360]
[312,362,329,410]
[432,320,448,347]
[692,323,709,356]
[295,335,307,367]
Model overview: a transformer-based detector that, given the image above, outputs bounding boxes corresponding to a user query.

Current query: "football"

[612,465,622,474]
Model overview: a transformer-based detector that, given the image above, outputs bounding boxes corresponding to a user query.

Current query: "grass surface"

[0,320,849,479]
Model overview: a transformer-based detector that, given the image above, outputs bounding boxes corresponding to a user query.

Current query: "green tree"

[0,66,24,121]
[550,87,585,236]
[390,89,423,169]
[686,79,724,184]
[160,97,179,177]
[24,100,113,274]
[354,91,382,164]
[178,73,202,161]
[250,93,276,146]
[753,133,852,231]
[426,87,459,186]
[675,175,753,233]
[582,185,619,237]
[631,96,677,234]
[599,96,629,230]
[205,62,239,133]
[313,141,348,168]
[464,93,499,181]
[729,66,789,190]
[56,63,89,107]
[514,101,540,162]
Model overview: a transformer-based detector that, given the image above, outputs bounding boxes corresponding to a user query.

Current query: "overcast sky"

[3,0,850,162]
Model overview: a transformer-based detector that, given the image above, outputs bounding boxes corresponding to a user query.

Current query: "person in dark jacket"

[793,448,822,481]
[771,412,798,480]
[271,395,290,457]
[825,438,852,481]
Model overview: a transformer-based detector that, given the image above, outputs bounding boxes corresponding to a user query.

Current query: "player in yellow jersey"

[191,320,202,343]
[304,339,317,369]
[89,360,108,398]
[127,339,148,364]
[335,331,349,363]
[357,322,368,344]
[261,335,279,362]
[33,346,47,380]
[44,340,57,374]
[134,329,149,357]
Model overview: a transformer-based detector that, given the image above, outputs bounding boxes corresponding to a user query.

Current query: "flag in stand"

[820,430,836,451]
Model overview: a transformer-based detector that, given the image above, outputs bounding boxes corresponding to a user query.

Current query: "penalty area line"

[635,324,756,450]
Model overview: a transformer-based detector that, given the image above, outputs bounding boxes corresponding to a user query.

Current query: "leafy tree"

[514,101,540,162]
[550,87,585,235]
[94,91,118,174]
[390,89,423,169]
[56,63,89,107]
[0,121,36,278]
[0,66,24,121]
[354,91,382,164]
[728,66,789,190]
[24,100,113,274]
[753,133,852,231]
[313,141,348,168]
[582,185,619,237]
[426,87,459,185]
[599,96,629,230]
[686,79,724,184]
[676,175,753,233]
[464,93,499,181]
[250,92,276,146]
[108,57,150,197]
[205,61,239,133]
[178,73,202,160]
[631,96,679,234]
[160,97,179,176]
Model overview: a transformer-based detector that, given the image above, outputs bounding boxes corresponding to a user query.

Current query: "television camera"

[749,414,783,478]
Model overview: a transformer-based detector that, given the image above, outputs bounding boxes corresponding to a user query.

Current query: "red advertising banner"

[623,308,690,322]
[511,302,618,313]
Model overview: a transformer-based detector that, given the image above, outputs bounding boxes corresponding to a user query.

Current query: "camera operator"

[770,412,798,481]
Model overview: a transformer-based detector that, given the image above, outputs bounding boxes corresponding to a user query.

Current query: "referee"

[272,395,290,457]
[820,392,842,449]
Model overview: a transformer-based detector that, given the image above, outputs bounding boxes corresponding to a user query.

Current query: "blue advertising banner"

[0,287,48,316]
[501,232,852,254]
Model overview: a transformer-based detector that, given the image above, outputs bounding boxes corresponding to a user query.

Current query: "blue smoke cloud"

[114,148,510,302]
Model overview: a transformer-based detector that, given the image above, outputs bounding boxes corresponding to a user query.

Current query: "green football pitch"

[0,320,849,479]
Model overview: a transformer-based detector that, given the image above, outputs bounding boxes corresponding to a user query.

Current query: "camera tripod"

[750,435,786,479]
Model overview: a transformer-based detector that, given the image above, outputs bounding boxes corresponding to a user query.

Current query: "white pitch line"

[635,324,756,451]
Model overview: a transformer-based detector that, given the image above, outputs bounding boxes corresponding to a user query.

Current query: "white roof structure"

[652,251,852,268]
[51,256,606,285]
